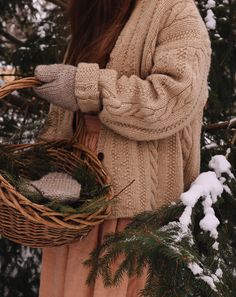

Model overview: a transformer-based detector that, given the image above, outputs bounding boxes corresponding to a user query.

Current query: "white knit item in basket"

[28,172,81,202]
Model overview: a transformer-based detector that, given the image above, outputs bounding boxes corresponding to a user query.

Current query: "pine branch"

[46,0,68,9]
[204,118,236,131]
[84,222,226,296]
[0,74,21,77]
[0,27,26,46]
[84,164,236,297]
[231,130,236,146]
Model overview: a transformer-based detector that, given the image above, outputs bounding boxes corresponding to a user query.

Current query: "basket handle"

[0,77,86,144]
[0,77,41,100]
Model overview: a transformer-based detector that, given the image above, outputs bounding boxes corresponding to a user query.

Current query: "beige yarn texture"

[37,0,212,218]
[29,172,81,202]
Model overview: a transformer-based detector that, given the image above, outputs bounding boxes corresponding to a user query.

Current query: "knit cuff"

[75,63,101,113]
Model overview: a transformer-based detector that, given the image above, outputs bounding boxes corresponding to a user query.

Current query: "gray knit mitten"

[27,172,82,202]
[34,64,78,111]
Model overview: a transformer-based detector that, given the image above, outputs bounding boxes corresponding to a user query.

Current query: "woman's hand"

[33,64,79,112]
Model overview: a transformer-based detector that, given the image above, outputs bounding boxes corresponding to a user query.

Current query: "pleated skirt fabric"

[39,115,147,297]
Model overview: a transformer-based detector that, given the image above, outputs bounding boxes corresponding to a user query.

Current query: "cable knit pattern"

[147,141,159,209]
[37,0,212,218]
[75,63,101,113]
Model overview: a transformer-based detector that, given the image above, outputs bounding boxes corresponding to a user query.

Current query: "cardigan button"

[97,152,104,161]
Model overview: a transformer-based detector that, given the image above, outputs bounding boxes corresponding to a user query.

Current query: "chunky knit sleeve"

[75,0,212,141]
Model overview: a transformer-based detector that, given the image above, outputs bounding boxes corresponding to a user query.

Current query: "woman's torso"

[37,0,212,218]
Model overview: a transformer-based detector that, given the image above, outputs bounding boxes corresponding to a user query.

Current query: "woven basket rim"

[0,141,112,230]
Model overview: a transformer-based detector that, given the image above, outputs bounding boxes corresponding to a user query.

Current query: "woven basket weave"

[0,78,113,248]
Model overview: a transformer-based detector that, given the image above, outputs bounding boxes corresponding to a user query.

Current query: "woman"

[34,0,212,296]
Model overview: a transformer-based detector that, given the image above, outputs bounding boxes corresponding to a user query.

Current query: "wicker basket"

[0,78,113,248]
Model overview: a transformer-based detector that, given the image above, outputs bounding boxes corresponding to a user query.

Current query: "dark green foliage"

[0,142,65,180]
[196,0,235,121]
[198,0,236,165]
[73,164,106,198]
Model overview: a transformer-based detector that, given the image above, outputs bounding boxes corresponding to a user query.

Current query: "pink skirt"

[39,115,147,297]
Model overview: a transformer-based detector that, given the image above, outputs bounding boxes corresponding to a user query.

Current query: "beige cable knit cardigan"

[37,0,212,218]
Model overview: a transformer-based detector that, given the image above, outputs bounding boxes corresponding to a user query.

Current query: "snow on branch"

[204,118,236,131]
[204,0,217,30]
[159,154,234,292]
[176,154,234,291]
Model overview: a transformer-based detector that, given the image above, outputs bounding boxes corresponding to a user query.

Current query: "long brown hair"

[65,0,137,68]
